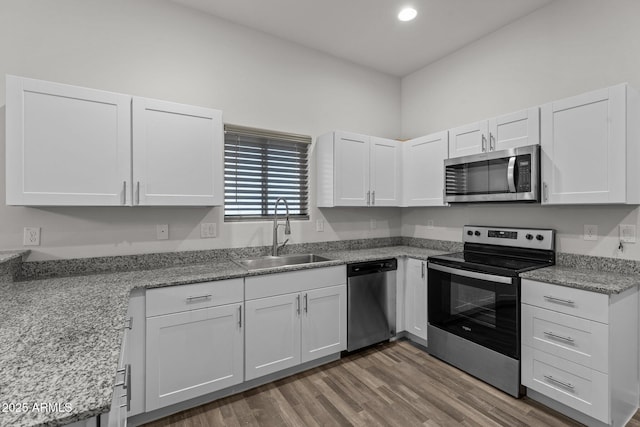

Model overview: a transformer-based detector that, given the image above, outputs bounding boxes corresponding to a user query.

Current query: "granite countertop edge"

[5,245,640,427]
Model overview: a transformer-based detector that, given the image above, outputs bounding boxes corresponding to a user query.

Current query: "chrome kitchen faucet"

[272,197,291,256]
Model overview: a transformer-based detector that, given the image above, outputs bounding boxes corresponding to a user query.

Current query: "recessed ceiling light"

[398,7,417,22]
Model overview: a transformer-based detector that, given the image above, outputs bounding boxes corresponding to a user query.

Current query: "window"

[224,124,310,221]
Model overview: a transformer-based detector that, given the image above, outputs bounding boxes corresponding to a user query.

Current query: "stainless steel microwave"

[444,144,540,203]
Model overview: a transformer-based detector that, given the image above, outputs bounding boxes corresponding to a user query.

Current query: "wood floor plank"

[143,340,640,427]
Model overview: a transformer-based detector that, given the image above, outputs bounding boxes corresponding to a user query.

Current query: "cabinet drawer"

[146,278,243,317]
[522,346,609,423]
[522,304,608,373]
[521,279,608,323]
[245,266,346,300]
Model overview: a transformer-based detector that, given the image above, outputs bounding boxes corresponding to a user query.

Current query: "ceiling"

[172,0,554,77]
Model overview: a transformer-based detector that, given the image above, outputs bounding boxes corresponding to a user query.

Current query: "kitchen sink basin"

[234,253,333,271]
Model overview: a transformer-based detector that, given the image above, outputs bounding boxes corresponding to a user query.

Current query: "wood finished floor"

[144,340,640,427]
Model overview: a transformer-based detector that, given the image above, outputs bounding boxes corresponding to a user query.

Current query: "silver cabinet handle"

[543,295,575,305]
[421,262,425,278]
[366,191,370,206]
[303,294,308,313]
[114,364,129,389]
[481,134,487,152]
[136,181,140,205]
[489,132,495,151]
[507,156,516,193]
[543,182,549,202]
[544,375,574,390]
[296,294,301,315]
[371,191,375,206]
[543,331,574,343]
[238,305,242,328]
[122,181,127,205]
[186,294,212,302]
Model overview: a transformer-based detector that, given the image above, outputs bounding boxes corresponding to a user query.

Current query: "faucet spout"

[272,198,291,256]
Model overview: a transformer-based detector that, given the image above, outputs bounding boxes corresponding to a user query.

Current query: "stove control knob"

[474,230,481,237]
[536,234,544,241]
[525,234,534,240]
[467,230,473,236]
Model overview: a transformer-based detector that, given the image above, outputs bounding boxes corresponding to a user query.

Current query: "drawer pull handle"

[186,294,212,302]
[543,295,575,305]
[543,331,574,343]
[544,375,575,390]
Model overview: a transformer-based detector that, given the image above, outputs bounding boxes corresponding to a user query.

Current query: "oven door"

[427,262,519,359]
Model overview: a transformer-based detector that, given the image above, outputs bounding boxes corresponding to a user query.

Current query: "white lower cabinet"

[403,258,428,342]
[145,279,244,411]
[521,279,638,427]
[245,293,301,380]
[245,266,347,381]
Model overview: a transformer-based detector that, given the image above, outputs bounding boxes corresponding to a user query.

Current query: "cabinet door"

[5,75,131,206]
[541,85,627,204]
[370,137,400,206]
[489,108,539,152]
[448,121,488,159]
[245,293,301,381]
[334,131,370,206]
[132,97,223,206]
[301,285,347,363]
[402,132,448,207]
[404,258,427,341]
[145,304,243,410]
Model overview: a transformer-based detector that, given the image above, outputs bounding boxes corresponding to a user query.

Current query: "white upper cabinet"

[402,131,448,207]
[448,108,540,159]
[370,136,401,206]
[333,131,370,206]
[489,108,540,152]
[316,131,400,207]
[6,76,224,206]
[449,120,488,158]
[541,84,640,205]
[6,75,131,206]
[132,98,223,206]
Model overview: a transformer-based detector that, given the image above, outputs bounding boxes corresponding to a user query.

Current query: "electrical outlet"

[426,220,434,229]
[620,224,636,243]
[200,223,217,238]
[370,219,376,230]
[156,224,169,240]
[315,219,324,232]
[23,227,40,246]
[584,224,598,241]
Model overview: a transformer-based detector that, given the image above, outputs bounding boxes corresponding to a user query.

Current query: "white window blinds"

[224,124,310,221]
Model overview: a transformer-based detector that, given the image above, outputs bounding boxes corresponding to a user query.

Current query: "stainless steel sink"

[234,253,332,271]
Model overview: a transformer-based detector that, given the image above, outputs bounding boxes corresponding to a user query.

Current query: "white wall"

[401,0,640,259]
[0,0,402,260]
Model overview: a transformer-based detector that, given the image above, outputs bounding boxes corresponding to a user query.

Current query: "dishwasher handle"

[347,258,397,277]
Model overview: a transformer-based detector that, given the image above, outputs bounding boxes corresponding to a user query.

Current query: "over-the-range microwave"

[444,144,540,203]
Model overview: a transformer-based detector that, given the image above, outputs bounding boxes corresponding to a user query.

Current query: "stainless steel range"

[427,225,555,397]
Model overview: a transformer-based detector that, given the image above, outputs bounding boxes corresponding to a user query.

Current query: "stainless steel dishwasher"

[347,258,397,352]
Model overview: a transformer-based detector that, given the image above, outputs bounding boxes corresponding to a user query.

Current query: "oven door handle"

[427,262,513,285]
[507,156,517,193]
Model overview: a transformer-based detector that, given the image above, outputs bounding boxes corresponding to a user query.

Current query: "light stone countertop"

[520,265,640,295]
[4,244,640,426]
[0,246,447,427]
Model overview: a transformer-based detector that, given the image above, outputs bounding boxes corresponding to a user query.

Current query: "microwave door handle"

[507,156,517,193]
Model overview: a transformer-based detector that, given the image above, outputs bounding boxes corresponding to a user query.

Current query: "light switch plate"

[23,227,40,246]
[200,223,217,238]
[156,224,169,240]
[620,224,636,243]
[584,224,598,241]
[315,219,324,232]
